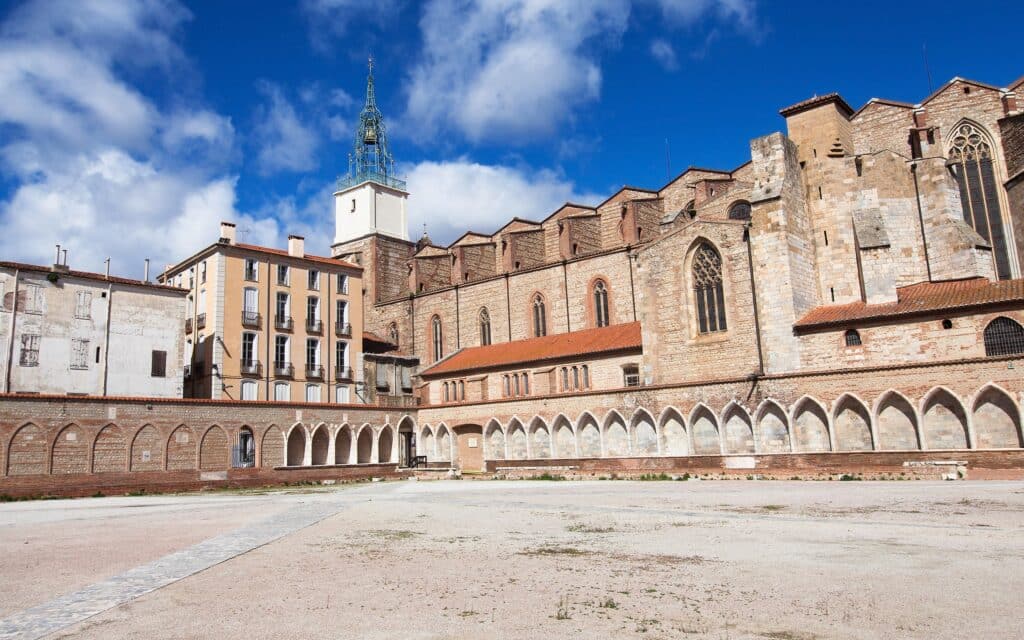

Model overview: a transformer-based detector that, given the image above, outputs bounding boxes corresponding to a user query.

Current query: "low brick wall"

[486,450,1024,480]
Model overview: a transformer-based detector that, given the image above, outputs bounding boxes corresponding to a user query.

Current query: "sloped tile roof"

[795,278,1024,329]
[234,243,360,270]
[420,322,642,377]
[779,93,854,118]
[0,261,187,294]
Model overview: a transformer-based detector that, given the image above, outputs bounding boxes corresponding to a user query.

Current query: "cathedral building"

[334,68,1024,470]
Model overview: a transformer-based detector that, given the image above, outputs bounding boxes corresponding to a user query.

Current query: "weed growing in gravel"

[528,473,566,481]
[839,474,862,481]
[599,597,618,609]
[638,473,672,481]
[0,493,60,502]
[566,523,615,533]
[520,545,592,557]
[761,504,785,511]
[556,596,572,620]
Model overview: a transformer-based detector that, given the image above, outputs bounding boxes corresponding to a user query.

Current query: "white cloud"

[403,0,759,144]
[253,82,321,175]
[0,0,284,278]
[649,38,678,71]
[299,0,401,50]
[404,159,604,246]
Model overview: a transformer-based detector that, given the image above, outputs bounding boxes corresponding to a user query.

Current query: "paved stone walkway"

[0,486,376,640]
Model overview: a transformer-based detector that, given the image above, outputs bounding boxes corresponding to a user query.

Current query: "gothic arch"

[920,387,970,450]
[873,391,920,451]
[93,424,127,473]
[334,424,353,464]
[435,424,452,462]
[658,407,688,456]
[167,425,197,470]
[602,410,629,457]
[970,383,1023,448]
[199,425,229,470]
[576,411,602,458]
[310,423,330,465]
[629,408,659,455]
[130,424,164,472]
[286,423,307,466]
[356,424,375,463]
[689,403,721,455]
[551,414,576,458]
[378,425,395,463]
[420,425,436,461]
[261,424,285,468]
[527,417,552,458]
[832,394,874,451]
[506,418,528,460]
[484,419,506,460]
[721,401,754,454]
[51,424,88,474]
[754,400,791,453]
[790,396,831,452]
[686,238,728,336]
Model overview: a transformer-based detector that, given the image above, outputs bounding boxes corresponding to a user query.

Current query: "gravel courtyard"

[1,479,1023,639]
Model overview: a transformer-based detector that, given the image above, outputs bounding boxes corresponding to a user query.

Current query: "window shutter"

[151,350,167,377]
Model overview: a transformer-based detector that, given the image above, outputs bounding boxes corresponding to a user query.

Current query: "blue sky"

[0,0,1020,276]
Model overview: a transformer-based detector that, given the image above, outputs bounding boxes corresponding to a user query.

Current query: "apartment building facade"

[159,223,363,403]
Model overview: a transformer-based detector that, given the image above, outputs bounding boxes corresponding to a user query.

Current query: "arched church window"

[692,242,727,334]
[728,201,751,221]
[431,315,443,362]
[948,122,1011,279]
[984,317,1024,357]
[479,308,491,346]
[844,329,862,347]
[532,294,547,337]
[593,280,609,328]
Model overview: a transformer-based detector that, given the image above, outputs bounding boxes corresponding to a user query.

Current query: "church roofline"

[850,97,916,119]
[920,76,1004,107]
[779,92,855,118]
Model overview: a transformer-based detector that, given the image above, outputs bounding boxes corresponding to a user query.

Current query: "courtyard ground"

[1,479,1023,639]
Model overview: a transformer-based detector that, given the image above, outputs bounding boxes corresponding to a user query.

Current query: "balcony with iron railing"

[337,168,406,192]
[334,366,353,382]
[185,317,193,334]
[275,314,293,331]
[306,364,324,380]
[240,359,262,377]
[306,318,323,334]
[241,310,262,328]
[335,321,352,337]
[274,361,294,378]
[196,313,206,330]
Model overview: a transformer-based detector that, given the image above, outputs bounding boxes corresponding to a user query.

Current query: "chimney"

[144,259,150,283]
[288,234,305,257]
[912,106,927,128]
[220,221,236,245]
[1002,89,1018,115]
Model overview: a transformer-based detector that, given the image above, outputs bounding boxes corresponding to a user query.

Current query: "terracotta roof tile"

[0,261,187,294]
[779,92,854,118]
[421,322,642,377]
[234,243,360,270]
[795,278,1024,329]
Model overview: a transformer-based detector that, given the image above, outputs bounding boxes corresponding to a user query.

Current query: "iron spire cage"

[338,57,406,191]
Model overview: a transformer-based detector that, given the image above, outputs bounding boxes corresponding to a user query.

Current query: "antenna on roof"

[236,226,252,241]
[922,43,933,94]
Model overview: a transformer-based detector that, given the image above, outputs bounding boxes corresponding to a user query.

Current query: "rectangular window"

[19,335,40,366]
[306,338,319,366]
[307,296,320,322]
[401,365,412,391]
[522,372,529,395]
[335,386,350,403]
[561,367,569,392]
[0,280,6,310]
[337,274,349,294]
[242,332,256,365]
[200,261,207,284]
[308,270,320,291]
[244,258,258,281]
[277,264,289,285]
[243,287,258,312]
[151,350,167,377]
[623,364,640,387]
[376,362,389,390]
[276,292,289,318]
[336,340,348,367]
[305,384,321,403]
[23,284,42,314]
[336,299,347,322]
[71,339,89,369]
[74,290,92,319]
[274,382,290,401]
[275,336,288,365]
[241,380,257,401]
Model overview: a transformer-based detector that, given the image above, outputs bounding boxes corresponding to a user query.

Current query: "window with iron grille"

[623,364,640,387]
[984,317,1024,357]
[71,339,89,370]
[728,201,752,221]
[844,329,862,347]
[151,350,167,377]
[19,334,40,366]
[692,243,727,334]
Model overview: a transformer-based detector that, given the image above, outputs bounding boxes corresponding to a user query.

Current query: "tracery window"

[983,317,1024,357]
[728,201,751,221]
[431,315,443,362]
[692,242,727,334]
[593,280,609,328]
[532,294,547,337]
[948,122,1011,279]
[479,308,492,346]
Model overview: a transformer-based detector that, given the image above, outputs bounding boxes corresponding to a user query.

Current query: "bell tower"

[333,57,409,245]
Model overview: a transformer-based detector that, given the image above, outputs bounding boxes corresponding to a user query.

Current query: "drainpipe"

[266,261,272,400]
[627,247,637,322]
[4,268,20,393]
[454,284,460,349]
[910,162,933,282]
[504,273,512,341]
[101,284,113,395]
[562,260,570,333]
[744,224,765,376]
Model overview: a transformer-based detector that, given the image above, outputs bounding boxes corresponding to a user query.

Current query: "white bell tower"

[333,57,409,245]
